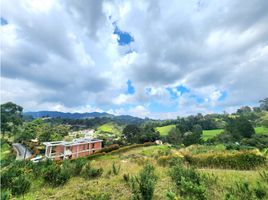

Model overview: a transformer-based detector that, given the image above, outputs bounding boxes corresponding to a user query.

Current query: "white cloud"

[1,0,268,118]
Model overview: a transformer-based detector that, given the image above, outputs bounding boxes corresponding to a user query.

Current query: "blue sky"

[1,0,268,119]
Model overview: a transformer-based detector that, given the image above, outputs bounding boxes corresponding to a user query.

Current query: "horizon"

[1,0,268,119]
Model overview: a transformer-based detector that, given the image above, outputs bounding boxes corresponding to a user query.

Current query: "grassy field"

[203,129,224,140]
[156,124,176,136]
[97,122,123,135]
[157,124,268,140]
[255,126,268,135]
[19,144,267,200]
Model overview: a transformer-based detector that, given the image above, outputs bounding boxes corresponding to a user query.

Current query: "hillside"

[96,122,123,135]
[156,125,268,140]
[156,124,176,136]
[14,144,268,200]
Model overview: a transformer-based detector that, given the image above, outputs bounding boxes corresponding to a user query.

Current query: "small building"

[43,138,102,160]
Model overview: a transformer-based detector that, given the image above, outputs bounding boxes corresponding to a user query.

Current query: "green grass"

[0,142,11,161]
[156,124,176,136]
[202,126,268,141]
[255,126,268,135]
[203,129,223,140]
[97,122,123,135]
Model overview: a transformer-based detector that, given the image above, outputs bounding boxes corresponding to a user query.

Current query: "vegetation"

[156,124,176,136]
[129,163,157,200]
[1,99,268,199]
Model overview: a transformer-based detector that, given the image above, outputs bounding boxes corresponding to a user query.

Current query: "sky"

[1,0,268,119]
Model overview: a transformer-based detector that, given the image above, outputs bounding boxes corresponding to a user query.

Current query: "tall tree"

[182,124,203,146]
[166,127,182,145]
[225,117,255,139]
[1,102,23,136]
[260,98,268,111]
[122,124,142,143]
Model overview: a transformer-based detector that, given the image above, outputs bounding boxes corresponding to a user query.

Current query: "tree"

[122,124,142,143]
[261,112,268,128]
[39,124,53,142]
[166,127,182,145]
[1,102,23,136]
[225,117,255,139]
[139,125,160,143]
[14,119,44,142]
[259,98,268,111]
[182,125,203,146]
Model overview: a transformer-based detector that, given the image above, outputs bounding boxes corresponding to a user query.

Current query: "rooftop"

[43,138,102,147]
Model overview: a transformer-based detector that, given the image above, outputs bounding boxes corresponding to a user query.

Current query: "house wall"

[45,141,102,160]
[54,145,65,160]
[70,141,102,159]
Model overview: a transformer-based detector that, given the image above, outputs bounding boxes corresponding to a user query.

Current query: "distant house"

[43,138,102,160]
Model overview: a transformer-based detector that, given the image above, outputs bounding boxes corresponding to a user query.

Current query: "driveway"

[13,143,32,160]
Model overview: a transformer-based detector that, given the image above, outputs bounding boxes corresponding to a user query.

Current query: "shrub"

[166,190,179,200]
[129,163,157,200]
[225,181,267,200]
[43,163,70,186]
[1,166,23,189]
[169,165,206,200]
[157,155,183,167]
[1,190,12,200]
[185,150,266,170]
[11,175,31,196]
[82,163,103,179]
[62,158,86,176]
[225,181,254,200]
[112,162,121,175]
[253,182,267,199]
[259,171,268,183]
[99,144,120,153]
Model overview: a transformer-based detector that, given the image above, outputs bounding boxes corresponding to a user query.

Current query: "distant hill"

[23,111,114,119]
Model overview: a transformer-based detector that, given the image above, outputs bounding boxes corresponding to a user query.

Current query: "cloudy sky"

[1,0,268,119]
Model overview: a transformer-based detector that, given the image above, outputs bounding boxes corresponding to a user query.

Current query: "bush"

[62,158,86,176]
[1,190,12,200]
[11,175,31,196]
[225,181,267,200]
[241,134,268,149]
[99,144,120,153]
[1,166,24,189]
[169,165,206,200]
[82,163,103,179]
[253,182,267,199]
[129,163,157,200]
[43,163,70,186]
[112,162,121,175]
[157,155,183,167]
[259,171,268,183]
[185,150,266,170]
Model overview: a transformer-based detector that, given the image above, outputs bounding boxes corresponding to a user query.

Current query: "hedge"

[185,150,267,170]
[86,142,156,159]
